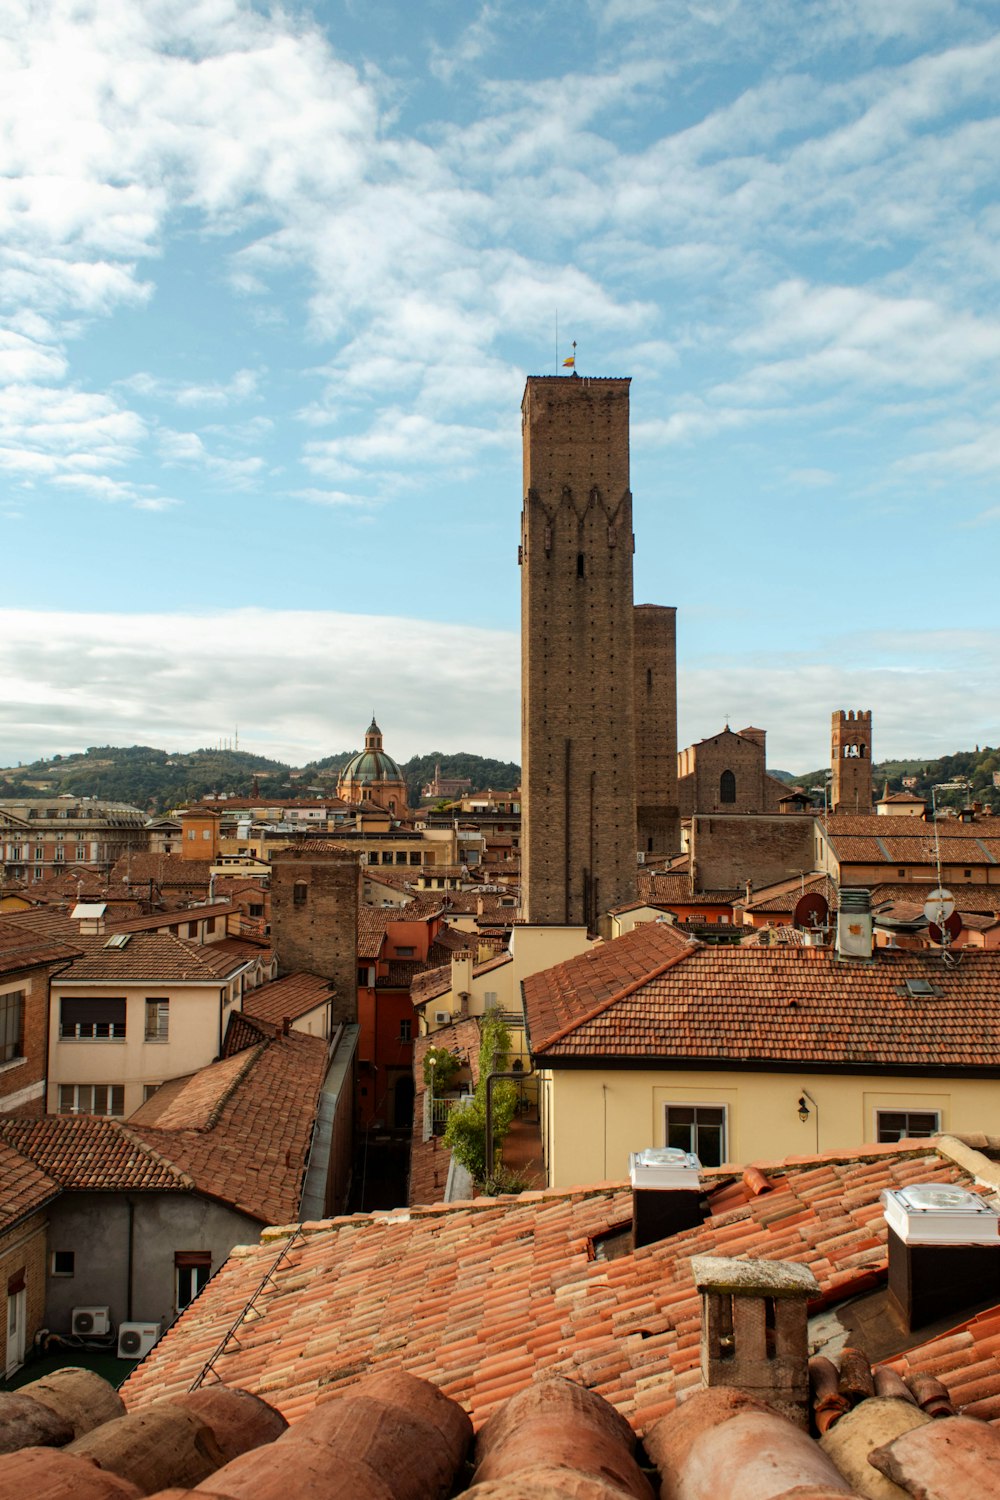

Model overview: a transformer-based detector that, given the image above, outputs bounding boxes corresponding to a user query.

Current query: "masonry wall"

[270,847,361,1023]
[520,375,638,930]
[691,814,816,891]
[0,963,53,1117]
[634,604,679,856]
[0,1209,48,1372]
[678,730,784,817]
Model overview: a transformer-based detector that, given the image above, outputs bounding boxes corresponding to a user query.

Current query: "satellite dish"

[794,893,829,929]
[923,887,955,924]
[928,911,963,946]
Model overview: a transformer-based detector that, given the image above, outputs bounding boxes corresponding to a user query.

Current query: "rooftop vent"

[836,887,872,961]
[630,1147,704,1247]
[882,1185,1000,1331]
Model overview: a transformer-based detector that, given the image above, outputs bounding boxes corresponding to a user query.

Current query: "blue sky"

[2,0,999,773]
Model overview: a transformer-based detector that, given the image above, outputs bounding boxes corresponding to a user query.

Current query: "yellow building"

[523,921,1000,1189]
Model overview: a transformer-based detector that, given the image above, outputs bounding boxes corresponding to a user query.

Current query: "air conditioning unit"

[636,850,646,865]
[72,1306,111,1337]
[117,1321,161,1359]
[434,1010,451,1025]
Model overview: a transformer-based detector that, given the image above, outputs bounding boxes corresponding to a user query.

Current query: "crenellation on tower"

[831,709,873,813]
[520,376,639,931]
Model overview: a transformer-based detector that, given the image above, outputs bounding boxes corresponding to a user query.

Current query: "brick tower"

[269,844,360,1024]
[520,375,638,930]
[830,710,872,813]
[634,603,679,855]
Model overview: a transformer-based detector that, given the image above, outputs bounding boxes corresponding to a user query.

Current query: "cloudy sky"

[2,0,998,774]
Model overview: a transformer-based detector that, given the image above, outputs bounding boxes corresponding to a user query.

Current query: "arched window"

[720,770,736,804]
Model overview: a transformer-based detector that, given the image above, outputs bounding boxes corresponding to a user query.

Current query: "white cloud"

[0,607,521,767]
[124,368,260,407]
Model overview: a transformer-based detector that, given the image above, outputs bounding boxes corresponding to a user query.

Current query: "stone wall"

[691,814,816,891]
[270,846,360,1024]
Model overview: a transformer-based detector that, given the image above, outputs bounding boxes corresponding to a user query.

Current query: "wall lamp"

[797,1088,819,1151]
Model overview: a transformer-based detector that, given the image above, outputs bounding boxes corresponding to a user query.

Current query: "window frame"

[58,1083,125,1117]
[0,990,25,1065]
[59,997,126,1041]
[663,1102,728,1168]
[144,998,170,1042]
[875,1108,941,1144]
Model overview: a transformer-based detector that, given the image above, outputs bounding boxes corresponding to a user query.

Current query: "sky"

[1,0,999,775]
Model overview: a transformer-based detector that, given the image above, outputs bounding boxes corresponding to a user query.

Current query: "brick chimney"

[691,1255,819,1428]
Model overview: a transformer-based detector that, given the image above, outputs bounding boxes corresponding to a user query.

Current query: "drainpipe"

[126,1197,135,1321]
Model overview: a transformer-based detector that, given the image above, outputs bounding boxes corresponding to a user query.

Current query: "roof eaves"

[530,940,699,1055]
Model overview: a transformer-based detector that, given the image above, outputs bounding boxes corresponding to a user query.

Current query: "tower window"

[293,881,308,907]
[576,553,585,578]
[646,668,652,691]
[720,770,736,804]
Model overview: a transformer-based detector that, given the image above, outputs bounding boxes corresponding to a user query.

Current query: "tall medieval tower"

[520,375,638,930]
[830,709,872,813]
[634,603,679,855]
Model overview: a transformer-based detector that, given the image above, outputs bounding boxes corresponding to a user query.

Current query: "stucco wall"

[539,1065,1000,1190]
[44,1191,260,1335]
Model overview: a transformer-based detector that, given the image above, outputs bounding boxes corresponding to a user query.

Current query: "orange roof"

[0,1116,189,1193]
[245,972,332,1027]
[524,930,1000,1067]
[119,1144,970,1433]
[0,1138,61,1233]
[129,1030,329,1224]
[521,921,694,1054]
[55,930,254,983]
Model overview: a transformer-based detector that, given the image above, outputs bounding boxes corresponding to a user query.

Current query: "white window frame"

[144,998,170,1042]
[58,1083,125,1117]
[663,1102,728,1168]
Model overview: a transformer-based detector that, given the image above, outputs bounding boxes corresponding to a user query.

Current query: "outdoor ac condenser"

[117,1321,160,1358]
[71,1306,111,1336]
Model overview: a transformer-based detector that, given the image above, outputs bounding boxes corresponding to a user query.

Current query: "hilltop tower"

[520,375,638,930]
[831,710,872,813]
[634,603,679,855]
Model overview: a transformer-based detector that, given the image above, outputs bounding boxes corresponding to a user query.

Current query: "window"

[877,1109,940,1143]
[293,881,308,907]
[202,829,211,840]
[399,1018,412,1041]
[76,846,86,861]
[719,770,736,804]
[0,991,25,1064]
[206,917,216,934]
[395,946,415,958]
[144,999,169,1042]
[58,1084,125,1116]
[187,829,196,841]
[409,853,421,865]
[175,1251,212,1311]
[898,869,906,878]
[187,923,197,938]
[665,1104,726,1167]
[59,997,126,1040]
[143,1083,161,1103]
[54,847,65,862]
[249,904,264,918]
[33,847,43,860]
[51,1251,75,1277]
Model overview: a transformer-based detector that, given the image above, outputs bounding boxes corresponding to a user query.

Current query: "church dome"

[338,717,405,793]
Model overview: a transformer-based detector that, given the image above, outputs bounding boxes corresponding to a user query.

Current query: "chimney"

[691,1254,819,1428]
[836,887,872,960]
[882,1184,1000,1332]
[451,949,473,1003]
[630,1148,704,1247]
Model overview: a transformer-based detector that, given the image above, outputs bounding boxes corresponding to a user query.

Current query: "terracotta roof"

[119,1144,971,1433]
[357,905,404,960]
[411,963,451,1006]
[521,921,695,1054]
[104,901,235,934]
[525,938,1000,1066]
[869,883,1000,916]
[110,852,215,887]
[0,916,80,976]
[56,930,255,983]
[890,1305,1000,1423]
[244,972,332,1027]
[0,1138,61,1233]
[129,1030,329,1224]
[738,872,838,916]
[0,1116,189,1192]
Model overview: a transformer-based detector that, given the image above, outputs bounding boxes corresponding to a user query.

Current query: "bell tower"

[831,710,872,813]
[520,375,638,931]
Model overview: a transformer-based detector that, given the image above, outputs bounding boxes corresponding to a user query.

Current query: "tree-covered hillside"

[789,747,999,809]
[0,744,522,814]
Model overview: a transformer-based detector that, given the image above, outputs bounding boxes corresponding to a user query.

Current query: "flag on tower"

[562,354,575,367]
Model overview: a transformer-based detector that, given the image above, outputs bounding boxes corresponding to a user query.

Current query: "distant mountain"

[0,744,522,815]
